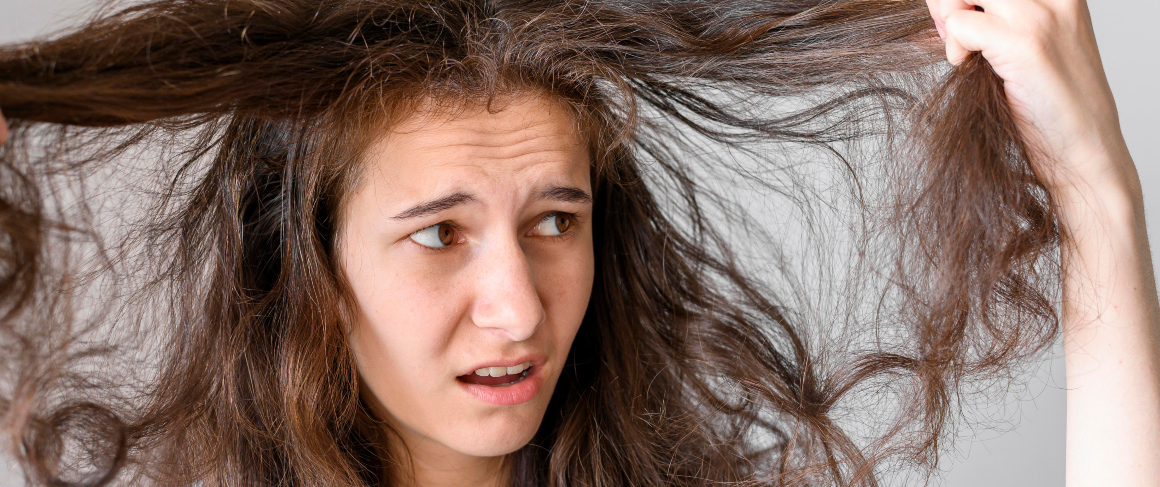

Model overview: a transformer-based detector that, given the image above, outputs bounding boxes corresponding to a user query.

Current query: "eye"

[409,222,458,249]
[531,212,574,237]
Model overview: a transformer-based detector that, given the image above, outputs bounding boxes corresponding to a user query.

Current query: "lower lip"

[456,366,544,406]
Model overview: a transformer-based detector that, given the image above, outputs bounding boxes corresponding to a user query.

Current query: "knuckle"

[937,0,958,21]
[942,10,966,30]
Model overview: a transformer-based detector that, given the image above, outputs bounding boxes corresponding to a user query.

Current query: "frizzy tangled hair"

[0,0,1060,485]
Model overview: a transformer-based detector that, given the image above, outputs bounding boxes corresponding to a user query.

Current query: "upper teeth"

[474,362,531,377]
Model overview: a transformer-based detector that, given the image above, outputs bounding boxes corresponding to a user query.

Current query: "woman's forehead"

[383,95,584,162]
[352,93,591,209]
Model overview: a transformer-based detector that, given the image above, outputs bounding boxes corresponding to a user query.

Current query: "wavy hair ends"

[0,0,1060,486]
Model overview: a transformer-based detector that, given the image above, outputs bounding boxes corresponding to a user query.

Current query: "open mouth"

[455,359,543,405]
[456,362,533,387]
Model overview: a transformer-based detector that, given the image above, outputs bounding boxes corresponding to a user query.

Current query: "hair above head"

[0,0,1060,486]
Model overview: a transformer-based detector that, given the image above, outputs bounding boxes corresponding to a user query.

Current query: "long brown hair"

[0,0,1059,485]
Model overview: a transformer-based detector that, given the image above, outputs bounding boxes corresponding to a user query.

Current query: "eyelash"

[410,211,580,252]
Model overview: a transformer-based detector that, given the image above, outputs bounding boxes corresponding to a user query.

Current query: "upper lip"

[458,353,547,376]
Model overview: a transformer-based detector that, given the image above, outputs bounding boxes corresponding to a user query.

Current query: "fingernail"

[935,21,946,40]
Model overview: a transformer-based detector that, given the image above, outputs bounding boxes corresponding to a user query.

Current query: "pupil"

[556,215,571,233]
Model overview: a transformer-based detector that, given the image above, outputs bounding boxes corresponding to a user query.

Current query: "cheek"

[341,237,467,418]
[536,234,596,343]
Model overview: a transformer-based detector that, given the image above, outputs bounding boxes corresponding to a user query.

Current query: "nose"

[469,236,545,342]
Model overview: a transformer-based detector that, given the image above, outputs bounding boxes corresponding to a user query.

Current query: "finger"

[938,0,976,24]
[937,0,980,59]
[938,0,976,64]
[944,9,1010,64]
[925,0,946,39]
[940,0,1009,18]
[0,109,7,146]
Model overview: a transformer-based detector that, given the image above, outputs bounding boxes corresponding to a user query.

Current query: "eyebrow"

[391,186,592,220]
[538,186,592,205]
[392,192,478,220]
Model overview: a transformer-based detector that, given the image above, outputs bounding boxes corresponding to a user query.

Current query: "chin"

[430,400,547,457]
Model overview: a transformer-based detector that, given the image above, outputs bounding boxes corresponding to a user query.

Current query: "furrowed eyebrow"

[391,192,478,220]
[537,186,592,204]
[390,186,589,220]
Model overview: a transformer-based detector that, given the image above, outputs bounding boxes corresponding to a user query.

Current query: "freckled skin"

[339,95,594,485]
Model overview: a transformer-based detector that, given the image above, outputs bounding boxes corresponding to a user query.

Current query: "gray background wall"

[0,1,1155,485]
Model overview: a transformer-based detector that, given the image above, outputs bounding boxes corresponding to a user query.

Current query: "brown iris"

[553,213,573,234]
[437,223,456,246]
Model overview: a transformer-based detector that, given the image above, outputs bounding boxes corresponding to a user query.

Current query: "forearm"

[1056,149,1160,486]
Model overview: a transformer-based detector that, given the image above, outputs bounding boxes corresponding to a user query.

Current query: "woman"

[0,0,1155,485]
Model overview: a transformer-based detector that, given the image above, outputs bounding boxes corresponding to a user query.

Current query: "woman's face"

[338,94,594,461]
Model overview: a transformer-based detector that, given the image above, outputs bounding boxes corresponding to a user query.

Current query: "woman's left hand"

[925,0,1135,197]
[927,2,1160,486]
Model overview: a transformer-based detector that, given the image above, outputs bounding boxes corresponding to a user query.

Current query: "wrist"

[1052,180,1142,245]
[1047,143,1143,234]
